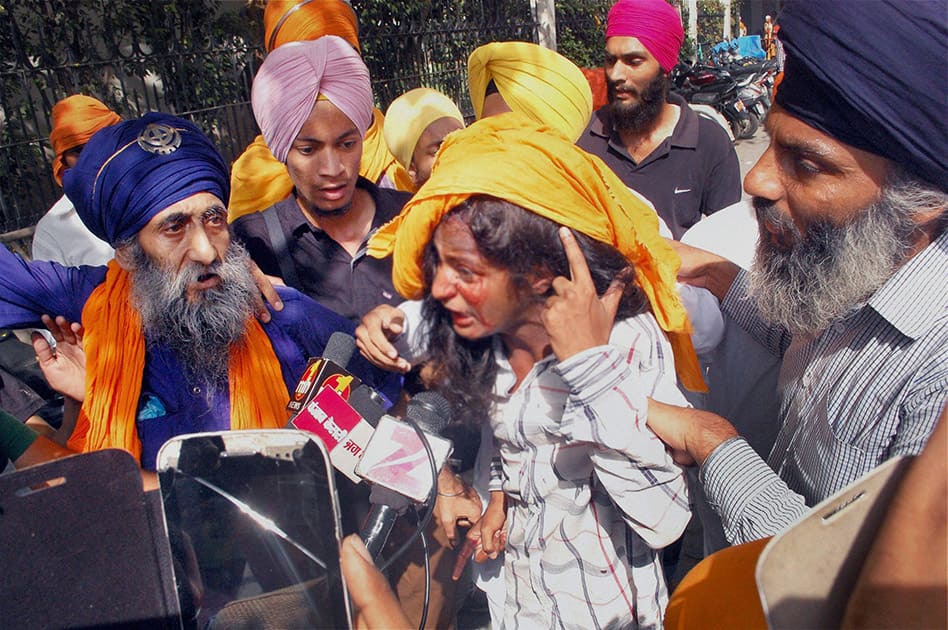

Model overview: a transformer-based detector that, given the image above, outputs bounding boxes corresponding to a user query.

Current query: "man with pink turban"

[235,40,458,626]
[233,36,411,324]
[577,0,740,239]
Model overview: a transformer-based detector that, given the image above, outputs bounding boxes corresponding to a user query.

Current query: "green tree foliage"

[556,0,611,69]
[0,0,263,232]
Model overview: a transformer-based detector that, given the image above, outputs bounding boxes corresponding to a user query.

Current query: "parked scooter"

[671,61,757,140]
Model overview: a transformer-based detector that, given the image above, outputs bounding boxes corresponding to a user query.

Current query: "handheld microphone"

[287,332,362,415]
[359,392,453,559]
[288,332,379,482]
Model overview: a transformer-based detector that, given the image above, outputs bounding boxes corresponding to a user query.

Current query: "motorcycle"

[671,61,758,140]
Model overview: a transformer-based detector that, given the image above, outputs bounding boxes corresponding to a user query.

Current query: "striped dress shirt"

[487,314,692,629]
[701,231,948,544]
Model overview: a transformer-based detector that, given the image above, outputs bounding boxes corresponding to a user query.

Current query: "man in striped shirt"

[648,0,947,545]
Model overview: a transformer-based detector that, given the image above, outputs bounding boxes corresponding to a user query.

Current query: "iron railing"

[0,1,539,251]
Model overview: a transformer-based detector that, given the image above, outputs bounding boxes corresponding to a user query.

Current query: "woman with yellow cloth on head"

[360,113,700,628]
[228,0,412,221]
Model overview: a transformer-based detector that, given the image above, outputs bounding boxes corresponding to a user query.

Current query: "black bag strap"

[261,205,301,289]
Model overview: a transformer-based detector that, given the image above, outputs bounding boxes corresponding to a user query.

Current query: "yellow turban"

[383,88,465,172]
[468,41,593,142]
[227,135,294,221]
[264,0,360,53]
[369,113,704,391]
[228,108,415,220]
[49,95,121,186]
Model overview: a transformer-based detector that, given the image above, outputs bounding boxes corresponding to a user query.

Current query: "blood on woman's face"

[428,217,529,340]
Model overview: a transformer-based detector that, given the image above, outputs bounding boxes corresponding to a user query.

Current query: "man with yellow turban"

[228,0,412,221]
[467,41,592,142]
[383,87,465,188]
[31,95,120,266]
[362,112,698,628]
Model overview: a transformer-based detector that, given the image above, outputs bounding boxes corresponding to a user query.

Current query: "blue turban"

[775,0,947,190]
[63,112,230,246]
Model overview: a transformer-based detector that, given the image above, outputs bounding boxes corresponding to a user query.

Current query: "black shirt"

[233,177,410,322]
[577,92,741,239]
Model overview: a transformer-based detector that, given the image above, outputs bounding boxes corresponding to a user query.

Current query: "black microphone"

[286,332,361,416]
[359,391,453,559]
[287,332,381,482]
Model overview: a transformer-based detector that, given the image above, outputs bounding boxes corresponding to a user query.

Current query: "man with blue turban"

[638,1,947,623]
[0,111,398,473]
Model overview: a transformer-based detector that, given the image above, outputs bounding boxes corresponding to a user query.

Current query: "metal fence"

[0,0,539,247]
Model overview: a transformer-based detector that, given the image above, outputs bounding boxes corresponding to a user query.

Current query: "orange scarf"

[264,0,361,53]
[67,261,290,460]
[369,113,706,391]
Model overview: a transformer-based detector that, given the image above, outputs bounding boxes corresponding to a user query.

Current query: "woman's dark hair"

[421,195,648,426]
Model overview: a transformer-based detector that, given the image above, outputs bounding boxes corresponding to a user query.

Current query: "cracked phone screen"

[157,430,350,629]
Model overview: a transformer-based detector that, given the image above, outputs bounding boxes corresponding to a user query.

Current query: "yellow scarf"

[369,113,705,391]
[363,107,416,192]
[228,108,415,222]
[67,261,291,460]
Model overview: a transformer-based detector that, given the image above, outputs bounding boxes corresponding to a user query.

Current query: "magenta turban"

[606,0,684,72]
[251,35,373,163]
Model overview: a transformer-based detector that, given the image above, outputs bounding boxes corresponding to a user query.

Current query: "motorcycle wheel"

[731,111,760,140]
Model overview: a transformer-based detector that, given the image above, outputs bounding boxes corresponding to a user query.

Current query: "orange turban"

[369,113,704,391]
[264,0,360,53]
[49,95,121,186]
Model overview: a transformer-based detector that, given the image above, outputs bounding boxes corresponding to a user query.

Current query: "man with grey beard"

[646,0,947,546]
[0,112,399,473]
[577,0,741,239]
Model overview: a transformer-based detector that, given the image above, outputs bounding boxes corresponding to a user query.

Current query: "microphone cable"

[373,415,438,630]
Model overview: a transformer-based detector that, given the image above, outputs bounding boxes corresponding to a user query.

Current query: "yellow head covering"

[467,41,593,142]
[264,0,360,53]
[369,113,704,391]
[383,88,465,172]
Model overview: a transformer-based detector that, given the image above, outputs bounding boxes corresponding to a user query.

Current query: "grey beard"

[128,240,259,385]
[748,190,917,336]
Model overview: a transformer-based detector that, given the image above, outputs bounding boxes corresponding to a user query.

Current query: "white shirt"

[681,200,781,554]
[394,304,692,628]
[486,314,690,629]
[31,194,113,266]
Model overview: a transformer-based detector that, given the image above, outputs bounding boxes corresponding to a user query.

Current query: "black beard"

[608,70,669,132]
[128,240,259,385]
[749,193,916,336]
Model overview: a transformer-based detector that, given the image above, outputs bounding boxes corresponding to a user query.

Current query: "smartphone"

[156,430,351,629]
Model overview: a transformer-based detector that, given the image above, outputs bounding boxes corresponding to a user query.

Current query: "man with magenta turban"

[0,111,399,475]
[578,0,741,239]
[233,36,410,324]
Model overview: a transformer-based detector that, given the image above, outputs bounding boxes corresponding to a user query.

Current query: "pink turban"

[606,0,684,72]
[251,35,373,163]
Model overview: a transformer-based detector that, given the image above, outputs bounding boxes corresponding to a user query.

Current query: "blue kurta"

[0,248,400,469]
